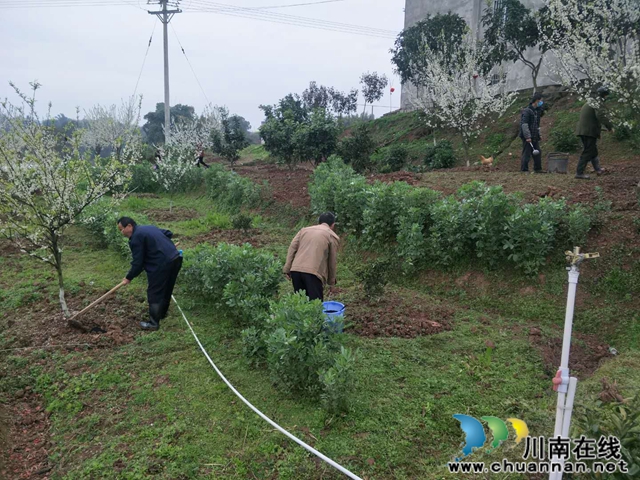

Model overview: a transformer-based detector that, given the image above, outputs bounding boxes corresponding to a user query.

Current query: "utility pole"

[148,0,181,144]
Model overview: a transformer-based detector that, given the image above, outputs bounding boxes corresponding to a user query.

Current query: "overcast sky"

[0,0,406,129]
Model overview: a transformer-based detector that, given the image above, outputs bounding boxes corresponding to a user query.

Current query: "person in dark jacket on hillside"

[118,217,183,331]
[575,86,615,179]
[520,92,545,173]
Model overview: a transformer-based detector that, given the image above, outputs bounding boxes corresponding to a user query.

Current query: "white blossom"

[409,37,517,166]
[543,0,640,113]
[0,82,142,318]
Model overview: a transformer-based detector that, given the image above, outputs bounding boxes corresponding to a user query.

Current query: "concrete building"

[401,0,559,109]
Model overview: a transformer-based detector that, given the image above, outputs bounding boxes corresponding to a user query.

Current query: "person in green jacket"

[575,86,615,179]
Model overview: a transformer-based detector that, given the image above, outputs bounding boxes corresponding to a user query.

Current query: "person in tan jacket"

[283,212,339,301]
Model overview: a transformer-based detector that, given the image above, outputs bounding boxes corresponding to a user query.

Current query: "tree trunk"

[464,141,470,167]
[56,258,70,318]
[362,103,367,116]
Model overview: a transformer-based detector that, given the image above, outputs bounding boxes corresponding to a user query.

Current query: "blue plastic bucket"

[322,301,345,334]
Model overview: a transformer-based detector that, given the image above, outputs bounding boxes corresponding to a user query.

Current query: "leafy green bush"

[551,112,581,153]
[362,181,413,250]
[182,244,281,323]
[573,394,640,479]
[204,164,261,211]
[241,293,356,412]
[310,157,368,235]
[129,163,161,194]
[424,140,457,169]
[337,123,376,173]
[428,196,473,266]
[232,213,253,232]
[503,198,566,275]
[558,204,592,248]
[356,258,392,299]
[319,346,357,414]
[384,144,409,172]
[80,199,150,258]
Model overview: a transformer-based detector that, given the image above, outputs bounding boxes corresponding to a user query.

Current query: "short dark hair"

[117,216,137,228]
[531,92,543,103]
[318,212,336,226]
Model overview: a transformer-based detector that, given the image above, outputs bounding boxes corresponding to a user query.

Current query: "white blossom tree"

[0,82,142,319]
[151,105,222,207]
[542,0,640,112]
[82,96,143,159]
[410,37,517,165]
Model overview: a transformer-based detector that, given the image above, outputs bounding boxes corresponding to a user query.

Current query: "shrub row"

[204,164,263,211]
[311,158,604,274]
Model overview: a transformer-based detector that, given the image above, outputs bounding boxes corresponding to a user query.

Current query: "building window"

[493,0,504,14]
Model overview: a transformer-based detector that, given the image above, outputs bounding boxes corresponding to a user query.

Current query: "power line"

[182,1,397,39]
[170,22,211,104]
[132,18,158,98]
[0,0,144,9]
[250,0,344,10]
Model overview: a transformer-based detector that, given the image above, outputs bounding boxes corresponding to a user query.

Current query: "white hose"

[171,295,363,480]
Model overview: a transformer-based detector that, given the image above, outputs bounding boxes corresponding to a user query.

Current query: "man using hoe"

[520,92,545,174]
[283,212,339,302]
[118,217,183,331]
[575,86,615,179]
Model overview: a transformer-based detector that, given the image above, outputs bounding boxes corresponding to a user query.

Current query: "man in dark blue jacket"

[117,217,182,331]
[520,92,545,173]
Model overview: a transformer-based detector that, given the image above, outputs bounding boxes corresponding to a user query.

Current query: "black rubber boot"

[141,303,162,331]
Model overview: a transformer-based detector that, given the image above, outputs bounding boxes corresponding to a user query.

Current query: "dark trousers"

[290,272,324,302]
[196,158,209,168]
[147,256,183,322]
[521,139,542,172]
[577,136,600,175]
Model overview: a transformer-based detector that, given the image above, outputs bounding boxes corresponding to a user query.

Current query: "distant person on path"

[283,212,339,302]
[520,92,545,173]
[117,217,183,331]
[575,86,615,180]
[195,144,209,169]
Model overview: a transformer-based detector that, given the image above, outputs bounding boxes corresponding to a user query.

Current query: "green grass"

[1,188,639,479]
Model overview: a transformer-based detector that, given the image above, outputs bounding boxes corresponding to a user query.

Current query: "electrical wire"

[182,0,397,39]
[170,23,211,104]
[132,18,158,99]
[185,0,396,35]
[250,0,344,10]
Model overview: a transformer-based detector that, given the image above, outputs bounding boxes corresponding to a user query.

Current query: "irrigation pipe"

[171,295,363,480]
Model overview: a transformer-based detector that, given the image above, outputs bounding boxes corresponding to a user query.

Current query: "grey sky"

[1,0,405,129]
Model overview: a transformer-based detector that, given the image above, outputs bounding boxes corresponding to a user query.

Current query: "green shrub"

[558,204,592,248]
[551,112,581,153]
[310,157,368,235]
[80,199,150,258]
[424,140,457,169]
[262,293,337,393]
[319,346,357,414]
[362,181,413,250]
[337,123,376,173]
[503,198,566,275]
[182,244,282,323]
[129,163,161,194]
[573,393,640,479]
[356,258,392,299]
[384,144,409,172]
[484,133,506,155]
[428,196,474,266]
[204,163,261,211]
[241,326,265,367]
[232,213,253,232]
[458,182,516,267]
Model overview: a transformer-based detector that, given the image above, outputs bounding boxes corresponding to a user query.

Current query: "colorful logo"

[453,414,529,461]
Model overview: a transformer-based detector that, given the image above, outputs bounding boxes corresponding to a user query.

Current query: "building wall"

[401,0,559,109]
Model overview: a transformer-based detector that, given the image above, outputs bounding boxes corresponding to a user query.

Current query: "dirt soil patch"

[527,327,611,379]
[233,164,313,210]
[144,207,199,223]
[347,293,454,338]
[189,228,269,249]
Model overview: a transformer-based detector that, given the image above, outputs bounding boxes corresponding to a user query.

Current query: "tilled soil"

[144,207,199,223]
[526,327,612,378]
[1,292,144,478]
[233,164,313,210]
[347,293,455,338]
